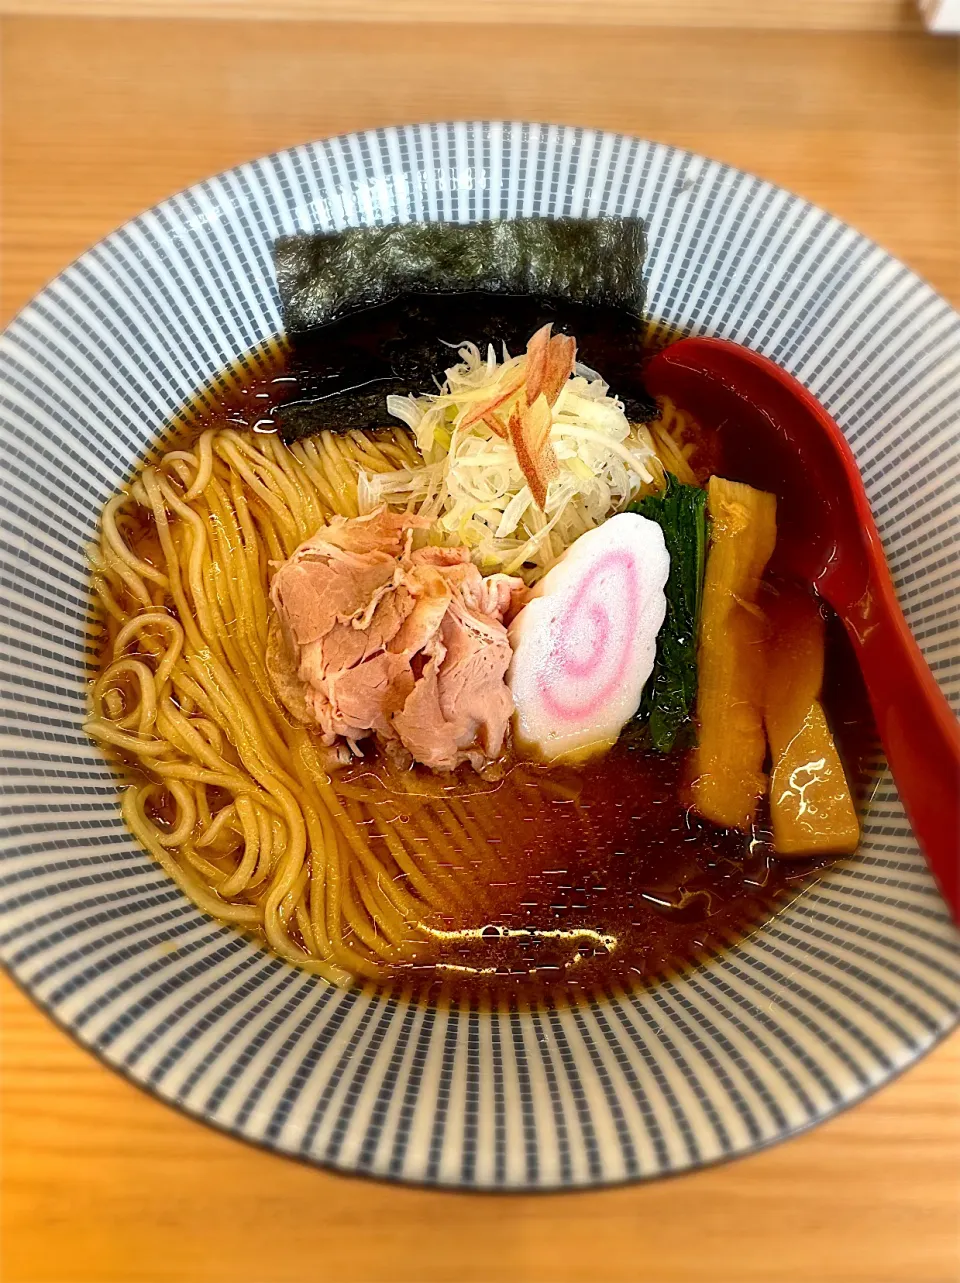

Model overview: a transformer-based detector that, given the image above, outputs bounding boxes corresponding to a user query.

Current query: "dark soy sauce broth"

[133,296,876,1004]
[334,609,874,1003]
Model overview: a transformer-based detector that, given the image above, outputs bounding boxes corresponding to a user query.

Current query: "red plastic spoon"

[645,336,960,922]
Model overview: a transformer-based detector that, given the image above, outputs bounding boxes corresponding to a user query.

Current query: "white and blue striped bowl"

[1,123,958,1189]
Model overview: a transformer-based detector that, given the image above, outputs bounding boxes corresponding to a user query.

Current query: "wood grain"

[1,15,959,1283]
[3,976,959,1283]
[0,0,930,31]
[2,19,958,325]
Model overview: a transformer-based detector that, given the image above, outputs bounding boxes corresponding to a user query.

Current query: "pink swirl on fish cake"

[536,550,639,724]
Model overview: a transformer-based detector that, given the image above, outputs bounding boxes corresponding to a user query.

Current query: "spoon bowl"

[645,336,960,919]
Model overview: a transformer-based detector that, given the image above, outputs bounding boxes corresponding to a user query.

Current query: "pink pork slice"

[267,507,524,771]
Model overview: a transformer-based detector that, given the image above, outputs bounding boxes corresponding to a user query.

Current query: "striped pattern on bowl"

[0,122,958,1189]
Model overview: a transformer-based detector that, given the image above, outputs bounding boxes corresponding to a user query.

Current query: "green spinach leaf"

[627,473,707,752]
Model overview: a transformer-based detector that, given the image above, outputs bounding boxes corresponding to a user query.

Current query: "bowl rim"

[1,120,958,1191]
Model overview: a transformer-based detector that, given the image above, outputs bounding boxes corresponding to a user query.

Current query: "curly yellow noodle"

[219,795,260,896]
[86,403,692,989]
[292,438,344,514]
[197,800,238,849]
[318,432,360,516]
[101,494,168,591]
[180,429,216,502]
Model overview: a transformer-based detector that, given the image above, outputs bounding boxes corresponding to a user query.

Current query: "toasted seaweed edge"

[274,216,647,334]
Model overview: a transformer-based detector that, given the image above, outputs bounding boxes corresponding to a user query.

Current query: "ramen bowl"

[1,122,958,1189]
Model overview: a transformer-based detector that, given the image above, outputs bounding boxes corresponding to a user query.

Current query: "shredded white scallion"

[362,339,661,583]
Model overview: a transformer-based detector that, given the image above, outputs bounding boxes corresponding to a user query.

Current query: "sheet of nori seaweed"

[274,217,647,334]
[272,292,656,443]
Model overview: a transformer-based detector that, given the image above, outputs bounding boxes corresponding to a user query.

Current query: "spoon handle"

[847,571,960,922]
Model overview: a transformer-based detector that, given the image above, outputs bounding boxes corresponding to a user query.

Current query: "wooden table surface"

[2,14,959,1283]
